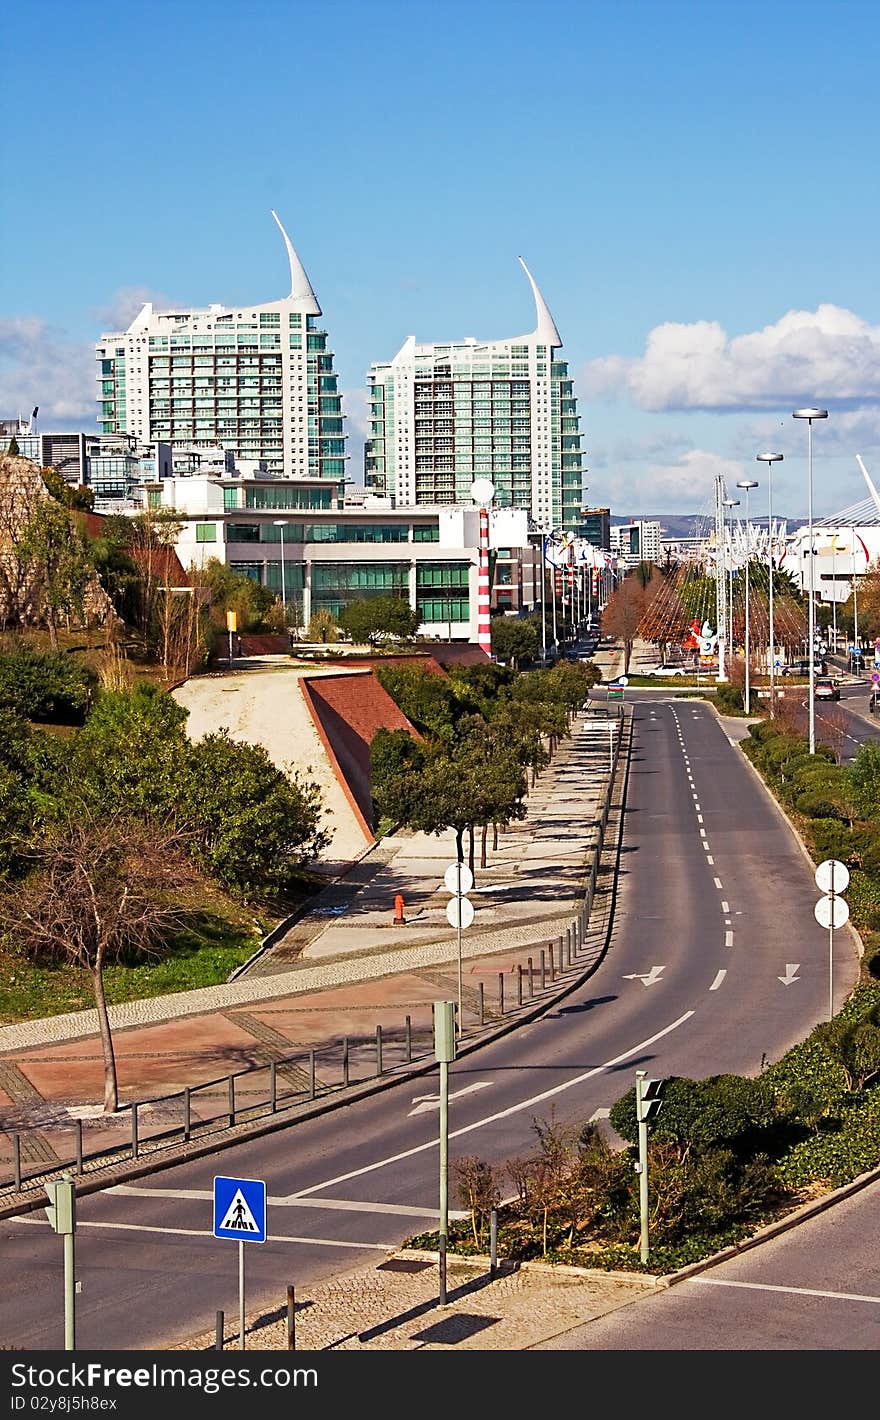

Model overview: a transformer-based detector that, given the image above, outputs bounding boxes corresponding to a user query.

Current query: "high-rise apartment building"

[95,213,346,483]
[364,259,585,531]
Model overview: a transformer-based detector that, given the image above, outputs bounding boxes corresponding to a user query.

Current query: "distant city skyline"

[2,0,878,521]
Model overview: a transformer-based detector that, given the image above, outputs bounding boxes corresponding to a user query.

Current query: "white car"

[644,663,689,677]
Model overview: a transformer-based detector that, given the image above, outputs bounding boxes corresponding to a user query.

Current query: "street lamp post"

[736,481,759,713]
[793,410,829,755]
[273,521,287,620]
[722,497,740,662]
[757,453,783,711]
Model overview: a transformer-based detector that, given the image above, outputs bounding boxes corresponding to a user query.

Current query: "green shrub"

[808,819,857,864]
[0,648,96,724]
[795,790,848,821]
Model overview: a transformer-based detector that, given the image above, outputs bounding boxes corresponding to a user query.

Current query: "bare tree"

[0,815,196,1112]
[602,574,646,674]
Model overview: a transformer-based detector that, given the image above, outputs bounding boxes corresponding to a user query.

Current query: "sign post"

[433,1002,456,1305]
[213,1175,267,1350]
[45,1173,76,1351]
[444,861,474,1037]
[226,609,238,666]
[814,860,849,1022]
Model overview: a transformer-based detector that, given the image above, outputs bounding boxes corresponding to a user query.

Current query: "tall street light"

[273,520,287,619]
[792,409,829,755]
[736,481,758,713]
[723,497,739,658]
[757,453,783,712]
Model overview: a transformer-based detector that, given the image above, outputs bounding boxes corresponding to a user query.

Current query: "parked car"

[814,679,840,701]
[643,663,689,677]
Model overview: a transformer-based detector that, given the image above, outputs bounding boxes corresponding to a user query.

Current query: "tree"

[0,814,196,1111]
[14,498,94,650]
[176,731,330,897]
[6,436,19,456]
[375,663,459,742]
[490,615,540,669]
[602,573,646,673]
[338,595,420,646]
[306,608,339,643]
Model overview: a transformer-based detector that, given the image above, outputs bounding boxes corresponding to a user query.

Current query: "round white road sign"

[444,862,474,896]
[815,859,850,895]
[814,895,849,930]
[446,895,475,930]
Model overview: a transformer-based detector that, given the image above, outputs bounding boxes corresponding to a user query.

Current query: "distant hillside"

[612,513,807,538]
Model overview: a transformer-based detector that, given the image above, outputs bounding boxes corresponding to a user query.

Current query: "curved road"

[0,699,863,1350]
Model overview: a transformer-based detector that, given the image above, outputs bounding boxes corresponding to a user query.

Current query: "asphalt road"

[0,700,863,1350]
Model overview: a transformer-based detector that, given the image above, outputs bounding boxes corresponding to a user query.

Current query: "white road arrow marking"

[622,965,666,986]
[778,963,801,986]
[408,1081,492,1116]
[589,1108,611,1122]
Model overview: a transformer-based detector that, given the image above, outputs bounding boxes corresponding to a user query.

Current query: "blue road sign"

[213,1175,266,1243]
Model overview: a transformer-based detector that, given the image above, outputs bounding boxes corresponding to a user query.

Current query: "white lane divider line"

[714,877,723,889]
[706,855,715,864]
[699,828,707,837]
[709,969,727,990]
[725,930,734,947]
[691,1277,880,1306]
[721,901,729,913]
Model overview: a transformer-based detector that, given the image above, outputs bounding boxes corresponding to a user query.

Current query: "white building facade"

[364,259,585,532]
[95,213,346,484]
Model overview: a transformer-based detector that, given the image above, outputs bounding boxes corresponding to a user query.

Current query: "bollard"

[228,1075,235,1128]
[549,942,555,982]
[556,935,564,973]
[406,1014,412,1064]
[131,1102,139,1160]
[478,981,485,1027]
[183,1087,191,1142]
[215,1310,224,1351]
[517,964,523,1007]
[528,957,534,998]
[287,1285,296,1351]
[75,1120,83,1176]
[309,1049,316,1100]
[343,1037,350,1087]
[376,1025,383,1076]
[540,949,546,991]
[393,893,406,926]
[270,1064,277,1115]
[13,1133,21,1192]
[498,972,504,1015]
[490,1208,498,1279]
[566,926,572,964]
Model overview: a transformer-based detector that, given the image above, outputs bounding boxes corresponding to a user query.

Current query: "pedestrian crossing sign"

[213,1175,267,1243]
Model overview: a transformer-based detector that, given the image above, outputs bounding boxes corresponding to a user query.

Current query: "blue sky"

[2,0,878,521]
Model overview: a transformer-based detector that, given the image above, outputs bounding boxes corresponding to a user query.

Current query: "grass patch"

[0,878,285,1025]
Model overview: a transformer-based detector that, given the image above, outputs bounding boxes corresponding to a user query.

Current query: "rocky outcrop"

[0,454,116,633]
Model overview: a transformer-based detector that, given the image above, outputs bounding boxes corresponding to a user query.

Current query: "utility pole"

[433,1001,456,1305]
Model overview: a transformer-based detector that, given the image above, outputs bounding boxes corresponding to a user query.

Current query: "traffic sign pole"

[239,1240,245,1351]
[814,860,849,1022]
[457,860,463,1038]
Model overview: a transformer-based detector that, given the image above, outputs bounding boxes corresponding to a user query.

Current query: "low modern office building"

[364,258,585,531]
[145,474,542,640]
[610,519,662,566]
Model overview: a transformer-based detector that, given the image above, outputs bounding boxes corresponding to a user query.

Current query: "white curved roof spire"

[271,210,321,315]
[517,256,561,347]
[856,455,880,518]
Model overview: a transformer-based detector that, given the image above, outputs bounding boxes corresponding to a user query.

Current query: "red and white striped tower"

[477,503,491,656]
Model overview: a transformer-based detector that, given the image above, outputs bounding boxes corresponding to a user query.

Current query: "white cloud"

[582,305,880,412]
[595,447,750,514]
[91,287,175,331]
[0,317,94,425]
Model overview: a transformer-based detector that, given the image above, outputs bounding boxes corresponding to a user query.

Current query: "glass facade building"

[365,258,585,531]
[95,213,346,484]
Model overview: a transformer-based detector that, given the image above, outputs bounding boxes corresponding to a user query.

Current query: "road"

[0,699,863,1350]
